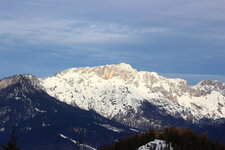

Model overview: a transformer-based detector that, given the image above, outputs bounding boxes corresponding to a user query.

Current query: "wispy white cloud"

[0,19,167,46]
[0,0,224,81]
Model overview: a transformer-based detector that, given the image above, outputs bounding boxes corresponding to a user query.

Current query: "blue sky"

[0,0,225,84]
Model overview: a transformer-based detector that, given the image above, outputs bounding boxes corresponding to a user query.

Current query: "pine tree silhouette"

[2,126,20,150]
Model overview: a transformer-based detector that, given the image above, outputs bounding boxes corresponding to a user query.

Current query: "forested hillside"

[100,127,225,150]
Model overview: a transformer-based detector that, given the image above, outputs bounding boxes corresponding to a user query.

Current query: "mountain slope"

[0,74,135,150]
[1,63,225,148]
[40,63,225,129]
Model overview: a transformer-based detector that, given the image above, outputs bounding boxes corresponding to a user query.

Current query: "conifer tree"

[2,126,20,150]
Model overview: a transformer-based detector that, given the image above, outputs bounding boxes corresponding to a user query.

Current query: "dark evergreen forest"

[100,127,225,150]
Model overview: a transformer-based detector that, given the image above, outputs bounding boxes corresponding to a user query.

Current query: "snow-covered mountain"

[1,63,225,148]
[0,74,135,150]
[39,63,225,128]
[1,63,225,149]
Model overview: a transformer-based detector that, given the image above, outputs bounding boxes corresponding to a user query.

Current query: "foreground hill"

[100,127,225,150]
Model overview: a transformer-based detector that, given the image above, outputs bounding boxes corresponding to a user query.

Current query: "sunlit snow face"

[39,64,225,128]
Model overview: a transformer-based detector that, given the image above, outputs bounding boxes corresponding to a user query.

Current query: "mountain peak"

[112,63,134,70]
[0,74,41,92]
[54,63,136,80]
[92,63,136,80]
[92,63,134,72]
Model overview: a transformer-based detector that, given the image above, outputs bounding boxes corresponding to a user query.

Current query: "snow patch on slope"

[59,134,96,150]
[137,139,173,150]
[98,123,124,133]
